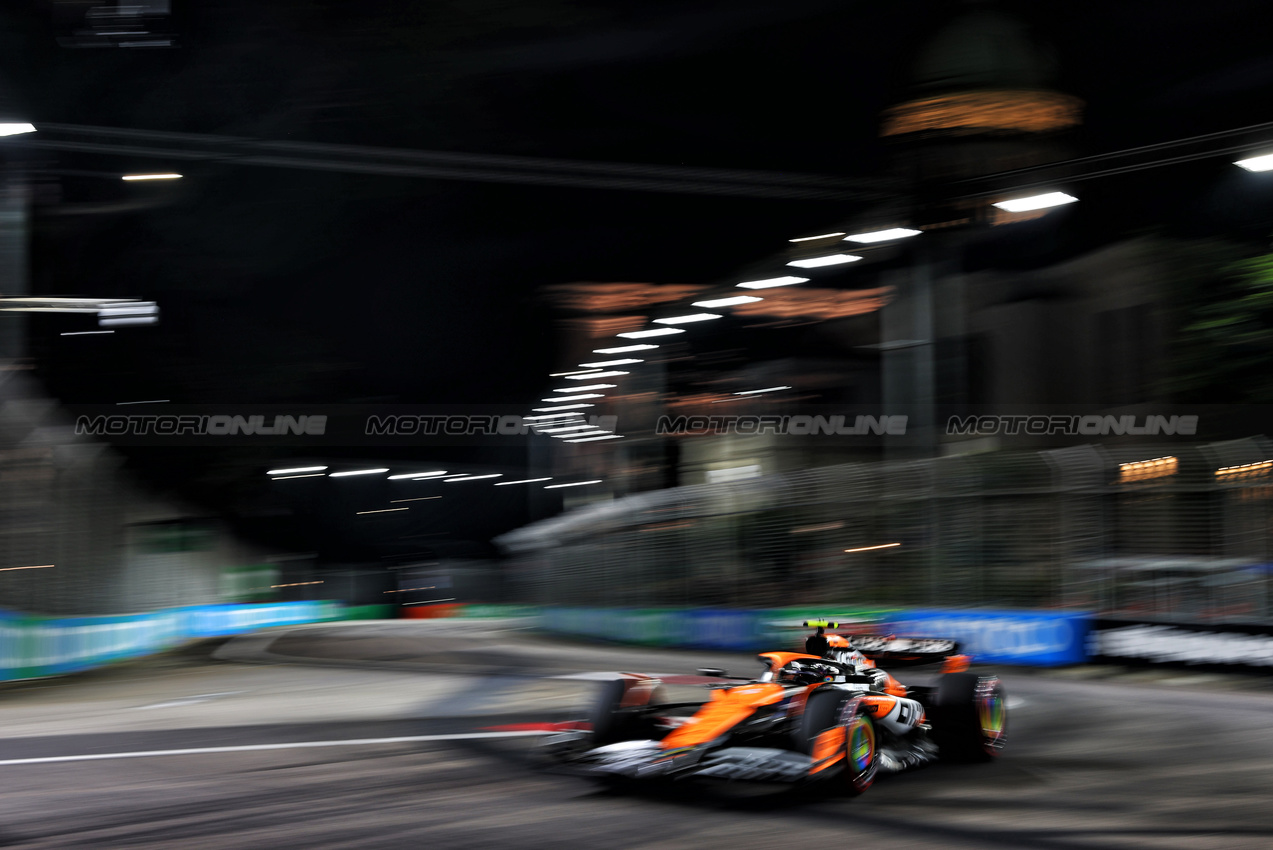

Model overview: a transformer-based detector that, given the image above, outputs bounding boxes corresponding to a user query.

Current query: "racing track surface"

[1,620,1272,849]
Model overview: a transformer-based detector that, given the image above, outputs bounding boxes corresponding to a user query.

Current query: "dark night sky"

[5,0,1273,557]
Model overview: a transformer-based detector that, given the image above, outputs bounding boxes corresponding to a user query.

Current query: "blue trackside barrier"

[887,609,1092,666]
[0,601,343,681]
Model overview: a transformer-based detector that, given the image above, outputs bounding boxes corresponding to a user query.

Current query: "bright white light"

[734,386,792,395]
[538,424,600,434]
[386,471,448,480]
[617,327,685,339]
[549,369,602,377]
[121,173,183,181]
[565,370,628,379]
[553,384,615,392]
[495,477,554,486]
[524,412,587,420]
[1235,153,1273,172]
[653,313,721,325]
[594,344,658,354]
[565,434,624,443]
[992,192,1078,212]
[541,394,604,402]
[328,468,390,477]
[271,473,326,480]
[545,480,603,489]
[788,232,846,242]
[267,466,328,475]
[692,295,762,308]
[444,473,503,482]
[843,228,921,243]
[736,276,809,290]
[532,404,594,412]
[578,359,642,368]
[60,330,115,336]
[0,123,37,137]
[787,253,863,269]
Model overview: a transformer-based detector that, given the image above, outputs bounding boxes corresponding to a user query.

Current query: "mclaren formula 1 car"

[544,622,1006,795]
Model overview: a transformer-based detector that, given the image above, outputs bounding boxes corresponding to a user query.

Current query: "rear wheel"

[930,673,1007,762]
[798,689,877,796]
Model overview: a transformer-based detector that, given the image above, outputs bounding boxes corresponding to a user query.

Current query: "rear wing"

[836,634,962,667]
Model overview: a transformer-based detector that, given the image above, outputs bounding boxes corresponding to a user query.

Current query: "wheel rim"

[977,686,1007,749]
[847,716,875,774]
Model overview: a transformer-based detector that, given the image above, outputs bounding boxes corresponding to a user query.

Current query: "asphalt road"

[2,621,1272,849]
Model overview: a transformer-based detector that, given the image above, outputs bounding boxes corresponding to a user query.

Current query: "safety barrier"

[0,601,342,681]
[885,609,1092,667]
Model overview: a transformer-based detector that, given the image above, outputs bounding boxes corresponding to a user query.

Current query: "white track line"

[0,731,544,766]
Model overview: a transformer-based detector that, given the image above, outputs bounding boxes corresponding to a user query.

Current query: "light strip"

[548,369,602,377]
[544,480,603,489]
[271,473,327,480]
[532,404,594,412]
[328,468,390,477]
[1235,153,1273,172]
[444,473,503,482]
[692,296,762,308]
[578,359,642,368]
[788,232,846,242]
[843,543,901,553]
[494,477,554,486]
[787,253,862,269]
[542,394,604,402]
[356,508,409,515]
[593,344,658,354]
[0,564,55,572]
[843,228,921,244]
[617,328,685,339]
[734,386,792,395]
[267,466,328,475]
[565,434,624,443]
[122,173,182,181]
[390,496,441,503]
[386,471,448,480]
[992,192,1077,212]
[553,384,615,392]
[653,313,721,325]
[736,276,808,290]
[565,370,628,379]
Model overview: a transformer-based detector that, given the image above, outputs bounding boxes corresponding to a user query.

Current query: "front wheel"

[798,690,877,796]
[930,672,1007,762]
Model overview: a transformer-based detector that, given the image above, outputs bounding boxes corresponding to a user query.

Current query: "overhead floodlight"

[532,403,595,411]
[329,468,390,477]
[734,386,792,395]
[545,480,603,489]
[578,359,642,368]
[594,344,658,354]
[541,394,605,402]
[553,384,615,392]
[565,434,624,443]
[386,471,448,480]
[494,477,554,486]
[1235,153,1273,172]
[549,369,602,377]
[787,253,863,269]
[0,123,37,137]
[653,313,721,325]
[617,328,685,339]
[267,466,328,475]
[538,424,600,434]
[843,228,921,244]
[693,296,762,308]
[736,276,808,290]
[444,473,503,482]
[789,232,847,242]
[525,412,587,420]
[992,192,1078,212]
[121,173,182,181]
[565,370,628,379]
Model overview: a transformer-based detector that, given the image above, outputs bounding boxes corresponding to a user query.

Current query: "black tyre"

[797,689,877,796]
[590,679,665,746]
[930,672,1007,762]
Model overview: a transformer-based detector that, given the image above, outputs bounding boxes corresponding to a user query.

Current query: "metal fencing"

[498,437,1273,624]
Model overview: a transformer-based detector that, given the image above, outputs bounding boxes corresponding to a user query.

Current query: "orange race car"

[544,621,1006,795]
